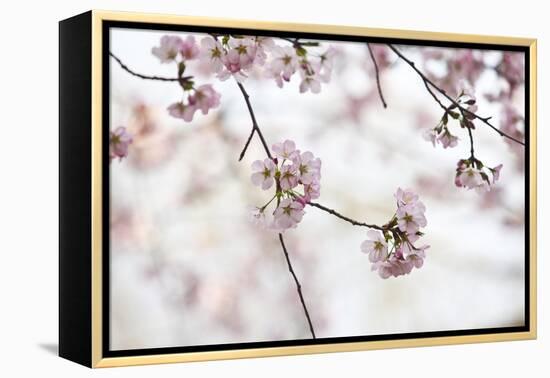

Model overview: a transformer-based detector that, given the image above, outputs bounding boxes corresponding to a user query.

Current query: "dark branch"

[235,82,315,338]
[236,82,273,161]
[387,44,525,146]
[109,52,190,82]
[467,124,475,160]
[366,43,387,108]
[308,202,386,231]
[278,233,316,339]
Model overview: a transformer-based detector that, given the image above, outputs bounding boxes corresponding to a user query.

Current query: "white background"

[0,0,547,376]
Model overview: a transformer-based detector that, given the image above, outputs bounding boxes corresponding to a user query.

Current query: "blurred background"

[109,28,525,351]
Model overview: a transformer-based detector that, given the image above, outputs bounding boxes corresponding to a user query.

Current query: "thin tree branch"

[110,52,190,82]
[235,82,273,161]
[387,44,525,146]
[366,43,387,109]
[235,82,316,338]
[308,202,386,231]
[466,123,476,160]
[278,233,316,339]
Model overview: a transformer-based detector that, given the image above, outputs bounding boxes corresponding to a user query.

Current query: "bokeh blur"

[109,28,525,350]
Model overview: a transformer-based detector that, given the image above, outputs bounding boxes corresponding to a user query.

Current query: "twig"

[235,81,316,338]
[236,82,273,161]
[278,233,316,339]
[387,44,525,146]
[308,202,386,231]
[109,52,190,82]
[366,43,387,108]
[467,124,476,160]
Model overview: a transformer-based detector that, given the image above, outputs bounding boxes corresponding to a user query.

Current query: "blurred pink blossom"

[180,35,200,60]
[167,101,196,122]
[188,84,221,115]
[109,126,133,161]
[151,35,183,63]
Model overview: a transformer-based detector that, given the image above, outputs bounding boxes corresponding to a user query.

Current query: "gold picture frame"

[59,9,537,368]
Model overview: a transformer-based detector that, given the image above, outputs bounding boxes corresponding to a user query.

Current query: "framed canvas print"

[59,10,537,368]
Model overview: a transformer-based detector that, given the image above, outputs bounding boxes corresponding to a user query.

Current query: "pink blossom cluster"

[152,35,221,122]
[109,126,133,162]
[361,188,429,279]
[455,158,503,193]
[267,45,336,93]
[249,140,321,231]
[152,35,200,63]
[200,35,336,93]
[422,85,478,149]
[167,84,221,122]
[200,36,274,82]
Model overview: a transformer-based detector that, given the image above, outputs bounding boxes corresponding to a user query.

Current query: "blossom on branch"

[248,140,322,232]
[167,84,221,122]
[180,35,200,60]
[361,188,429,279]
[200,37,225,74]
[151,35,184,63]
[251,158,276,190]
[455,158,503,193]
[188,84,221,115]
[266,46,299,88]
[361,230,388,263]
[273,198,305,230]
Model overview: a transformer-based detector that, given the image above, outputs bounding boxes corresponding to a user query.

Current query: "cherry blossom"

[200,37,225,73]
[250,36,275,65]
[167,101,196,122]
[249,140,322,232]
[397,202,427,235]
[422,128,439,147]
[455,158,503,192]
[272,139,299,160]
[266,46,299,87]
[456,165,483,189]
[279,164,299,190]
[180,35,200,60]
[317,46,337,82]
[360,188,429,279]
[251,158,276,190]
[302,181,321,202]
[438,129,459,148]
[187,84,221,115]
[273,198,305,230]
[423,127,459,149]
[216,37,258,82]
[109,126,133,161]
[151,35,183,63]
[394,187,419,206]
[361,230,388,263]
[293,151,322,185]
[299,72,322,94]
[372,252,414,279]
